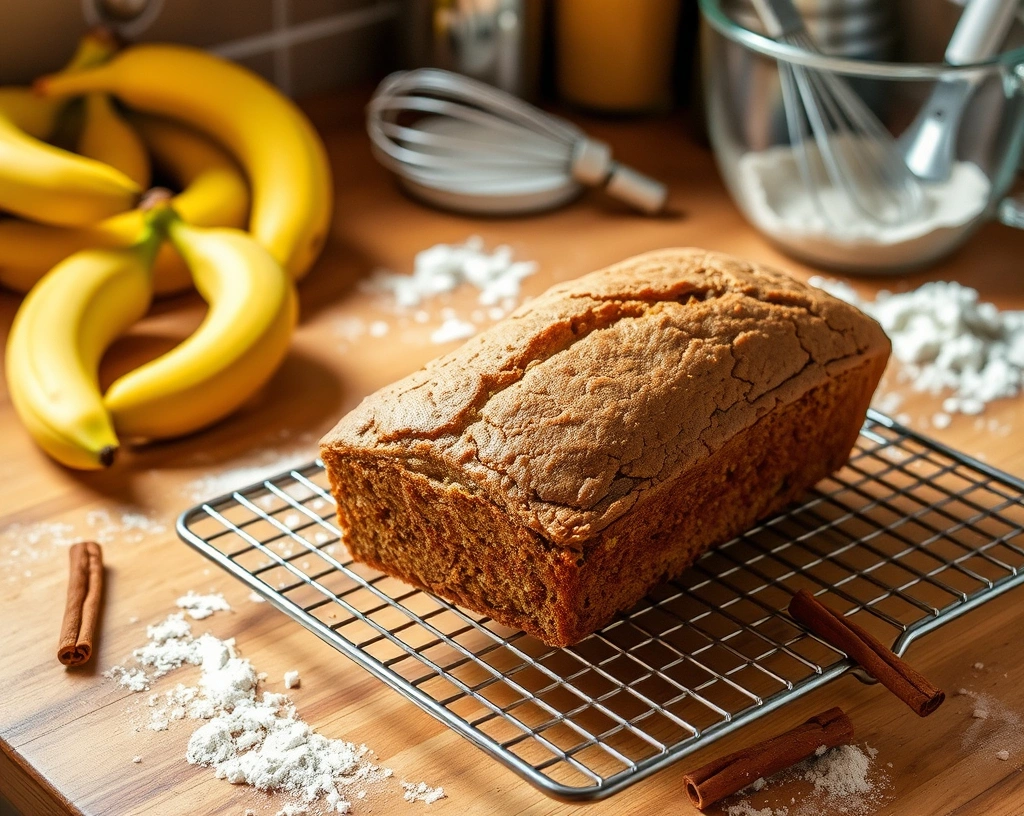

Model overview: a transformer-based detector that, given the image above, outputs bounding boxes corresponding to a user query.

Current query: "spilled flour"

[361,236,537,310]
[812,277,1024,422]
[725,743,888,816]
[106,594,445,813]
[0,506,167,583]
[181,430,317,503]
[338,237,539,349]
[956,687,1023,757]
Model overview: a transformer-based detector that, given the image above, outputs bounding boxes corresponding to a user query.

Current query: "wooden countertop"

[2,91,1024,816]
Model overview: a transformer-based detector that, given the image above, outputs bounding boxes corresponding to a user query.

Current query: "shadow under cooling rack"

[177,410,1024,802]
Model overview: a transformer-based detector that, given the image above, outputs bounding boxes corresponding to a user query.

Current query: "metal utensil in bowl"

[901,0,1019,182]
[748,0,926,227]
[701,0,1024,274]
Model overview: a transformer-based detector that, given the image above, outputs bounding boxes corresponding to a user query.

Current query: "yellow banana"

[5,220,165,469]
[0,117,248,296]
[0,113,140,226]
[37,43,332,280]
[104,216,297,440]
[0,28,116,139]
[78,93,150,188]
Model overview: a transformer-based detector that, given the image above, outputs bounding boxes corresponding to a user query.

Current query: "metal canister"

[401,0,545,100]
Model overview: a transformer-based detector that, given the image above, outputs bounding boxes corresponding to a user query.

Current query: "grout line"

[211,1,401,62]
[271,0,292,94]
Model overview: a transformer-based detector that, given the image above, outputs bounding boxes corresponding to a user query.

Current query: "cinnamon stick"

[789,589,944,717]
[683,707,854,810]
[57,541,103,667]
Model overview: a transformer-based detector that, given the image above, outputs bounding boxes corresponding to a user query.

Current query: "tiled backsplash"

[0,0,401,97]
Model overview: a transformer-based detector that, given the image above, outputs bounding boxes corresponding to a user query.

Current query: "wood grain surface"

[2,90,1023,816]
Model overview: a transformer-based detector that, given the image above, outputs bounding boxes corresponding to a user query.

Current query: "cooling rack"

[177,410,1024,803]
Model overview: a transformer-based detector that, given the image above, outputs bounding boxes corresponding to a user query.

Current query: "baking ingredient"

[181,436,316,502]
[726,804,787,816]
[0,508,164,585]
[77,93,151,189]
[104,212,298,440]
[804,744,872,797]
[284,670,300,689]
[0,92,139,227]
[737,145,990,268]
[107,595,446,811]
[176,591,231,620]
[957,687,1023,755]
[789,590,944,717]
[683,708,854,810]
[726,742,885,816]
[997,750,1010,760]
[362,236,537,309]
[4,217,165,469]
[430,317,477,344]
[812,277,1024,414]
[56,541,104,667]
[0,116,250,297]
[401,781,445,804]
[37,42,333,280]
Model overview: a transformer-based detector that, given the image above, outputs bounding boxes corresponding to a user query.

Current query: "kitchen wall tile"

[0,0,399,93]
[232,50,278,85]
[288,15,397,96]
[289,0,381,25]
[0,0,89,85]
[136,0,274,47]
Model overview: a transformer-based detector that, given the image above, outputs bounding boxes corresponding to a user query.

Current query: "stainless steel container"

[402,0,545,100]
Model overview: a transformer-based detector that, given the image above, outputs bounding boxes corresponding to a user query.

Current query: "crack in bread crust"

[324,248,890,547]
[321,248,890,646]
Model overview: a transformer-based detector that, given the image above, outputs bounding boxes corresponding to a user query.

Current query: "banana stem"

[137,203,177,267]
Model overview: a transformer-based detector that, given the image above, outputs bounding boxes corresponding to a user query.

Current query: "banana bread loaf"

[320,248,890,646]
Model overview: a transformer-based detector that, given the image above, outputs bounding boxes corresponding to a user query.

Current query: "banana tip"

[85,25,121,49]
[32,76,52,97]
[99,445,117,468]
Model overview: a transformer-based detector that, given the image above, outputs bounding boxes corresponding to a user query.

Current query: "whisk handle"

[571,139,668,214]
[607,165,669,215]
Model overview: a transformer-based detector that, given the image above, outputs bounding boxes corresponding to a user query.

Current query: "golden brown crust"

[321,248,890,646]
[322,248,889,546]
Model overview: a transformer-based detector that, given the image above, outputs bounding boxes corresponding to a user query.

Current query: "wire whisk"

[367,69,668,216]
[750,0,926,227]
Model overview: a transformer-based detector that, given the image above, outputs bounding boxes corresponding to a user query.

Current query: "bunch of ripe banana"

[2,30,332,469]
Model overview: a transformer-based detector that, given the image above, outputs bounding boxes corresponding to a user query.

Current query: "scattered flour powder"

[0,507,166,584]
[401,781,446,804]
[346,236,539,347]
[812,277,1024,418]
[956,687,1023,755]
[363,236,537,309]
[736,143,990,269]
[105,594,445,812]
[724,743,886,816]
[177,591,232,620]
[181,437,317,504]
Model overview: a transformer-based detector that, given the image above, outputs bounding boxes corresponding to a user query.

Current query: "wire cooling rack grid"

[178,410,1024,803]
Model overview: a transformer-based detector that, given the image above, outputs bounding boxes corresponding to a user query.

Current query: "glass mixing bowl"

[699,0,1024,273]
